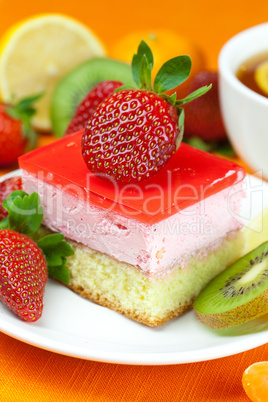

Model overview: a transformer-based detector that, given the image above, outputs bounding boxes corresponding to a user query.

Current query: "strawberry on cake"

[19,41,246,326]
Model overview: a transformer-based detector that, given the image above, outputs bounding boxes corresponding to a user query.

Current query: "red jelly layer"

[19,130,245,224]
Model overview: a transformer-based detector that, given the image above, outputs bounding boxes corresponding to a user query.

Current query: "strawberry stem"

[5,92,44,151]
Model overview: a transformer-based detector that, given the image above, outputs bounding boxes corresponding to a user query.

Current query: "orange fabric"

[1,1,268,400]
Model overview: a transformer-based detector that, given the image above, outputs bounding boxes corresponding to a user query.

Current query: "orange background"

[0,0,266,70]
[1,1,268,401]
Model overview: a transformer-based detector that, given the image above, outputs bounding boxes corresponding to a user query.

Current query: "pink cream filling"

[22,171,244,278]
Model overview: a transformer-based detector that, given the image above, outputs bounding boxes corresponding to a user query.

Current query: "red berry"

[0,230,47,322]
[65,80,123,136]
[82,89,180,183]
[0,104,27,167]
[0,176,22,221]
[183,71,227,141]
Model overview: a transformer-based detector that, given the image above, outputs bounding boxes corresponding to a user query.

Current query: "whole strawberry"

[183,71,226,141]
[0,176,22,221]
[64,80,123,136]
[0,230,47,321]
[82,41,211,183]
[0,190,73,322]
[0,94,41,168]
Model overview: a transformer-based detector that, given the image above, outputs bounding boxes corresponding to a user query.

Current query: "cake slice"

[19,129,246,326]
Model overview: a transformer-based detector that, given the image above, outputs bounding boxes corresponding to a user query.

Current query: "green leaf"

[132,40,154,87]
[5,93,43,152]
[154,56,191,93]
[16,92,44,113]
[2,190,28,213]
[184,136,214,152]
[176,85,212,106]
[0,217,8,229]
[215,141,236,157]
[176,108,185,150]
[138,54,153,90]
[37,233,64,248]
[7,192,43,235]
[48,265,70,285]
[38,233,74,285]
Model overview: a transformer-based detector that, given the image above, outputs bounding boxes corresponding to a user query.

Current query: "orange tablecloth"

[1,0,268,400]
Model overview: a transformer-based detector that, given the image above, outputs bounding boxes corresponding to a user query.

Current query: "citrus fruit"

[255,60,268,95]
[243,207,268,255]
[242,361,268,401]
[109,29,205,97]
[0,14,106,132]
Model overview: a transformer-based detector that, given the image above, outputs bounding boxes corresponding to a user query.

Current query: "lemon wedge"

[0,14,106,131]
[255,60,268,95]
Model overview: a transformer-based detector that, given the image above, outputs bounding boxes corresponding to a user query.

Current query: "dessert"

[17,40,245,326]
[19,129,246,326]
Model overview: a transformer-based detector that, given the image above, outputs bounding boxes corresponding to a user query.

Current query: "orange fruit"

[242,361,268,401]
[109,29,205,97]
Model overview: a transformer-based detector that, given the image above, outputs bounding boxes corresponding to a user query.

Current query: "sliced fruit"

[255,60,268,95]
[194,242,268,329]
[109,29,205,97]
[0,13,106,131]
[242,361,268,402]
[51,58,134,136]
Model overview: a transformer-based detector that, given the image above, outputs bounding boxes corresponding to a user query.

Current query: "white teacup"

[218,23,268,178]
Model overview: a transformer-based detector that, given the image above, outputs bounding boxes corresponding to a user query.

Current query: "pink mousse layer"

[22,170,244,278]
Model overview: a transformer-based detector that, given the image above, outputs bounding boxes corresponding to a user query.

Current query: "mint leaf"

[38,233,74,285]
[154,56,191,93]
[6,192,43,235]
[176,85,212,106]
[132,40,154,87]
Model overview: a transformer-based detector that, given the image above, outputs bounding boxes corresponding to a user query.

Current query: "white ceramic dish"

[219,23,268,178]
[1,171,268,365]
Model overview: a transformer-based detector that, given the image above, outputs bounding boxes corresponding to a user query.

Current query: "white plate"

[1,170,268,365]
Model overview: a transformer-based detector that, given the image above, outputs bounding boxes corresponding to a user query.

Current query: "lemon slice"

[255,60,268,95]
[0,14,106,131]
[243,207,268,254]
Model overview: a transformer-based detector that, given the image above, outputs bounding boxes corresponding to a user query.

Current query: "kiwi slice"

[50,57,135,137]
[194,242,268,329]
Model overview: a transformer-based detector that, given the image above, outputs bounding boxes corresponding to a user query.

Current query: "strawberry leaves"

[37,234,73,284]
[0,190,73,284]
[130,40,212,108]
[154,55,192,93]
[6,93,43,151]
[2,191,43,235]
[132,40,153,90]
